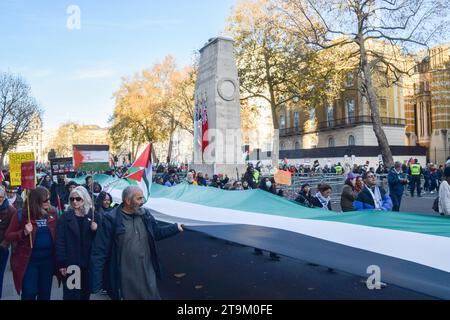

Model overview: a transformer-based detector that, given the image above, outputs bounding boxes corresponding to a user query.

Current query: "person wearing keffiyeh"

[310,184,333,211]
[354,172,393,212]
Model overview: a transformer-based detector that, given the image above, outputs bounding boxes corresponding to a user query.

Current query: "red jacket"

[5,207,58,295]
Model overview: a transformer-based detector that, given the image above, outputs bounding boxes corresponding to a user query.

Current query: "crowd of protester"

[0,175,183,301]
[0,155,449,301]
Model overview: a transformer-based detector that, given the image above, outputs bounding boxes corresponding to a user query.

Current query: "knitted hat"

[347,172,356,180]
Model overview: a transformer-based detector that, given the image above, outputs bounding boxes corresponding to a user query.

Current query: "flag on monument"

[125,142,153,200]
[201,98,209,158]
[193,100,202,155]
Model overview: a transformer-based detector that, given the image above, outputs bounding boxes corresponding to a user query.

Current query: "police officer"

[409,159,423,197]
[335,162,344,175]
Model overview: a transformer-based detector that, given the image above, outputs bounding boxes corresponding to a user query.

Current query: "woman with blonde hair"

[56,186,99,300]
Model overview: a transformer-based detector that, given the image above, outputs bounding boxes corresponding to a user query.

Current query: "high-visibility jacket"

[410,164,421,176]
[253,170,260,184]
[335,166,343,175]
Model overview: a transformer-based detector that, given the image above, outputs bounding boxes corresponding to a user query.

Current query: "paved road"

[1,196,439,300]
[400,194,438,215]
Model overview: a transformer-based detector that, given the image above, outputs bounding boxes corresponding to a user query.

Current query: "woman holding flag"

[56,186,99,300]
[5,186,58,300]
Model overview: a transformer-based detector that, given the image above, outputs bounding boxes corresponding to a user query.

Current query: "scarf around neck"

[366,185,382,210]
[315,192,330,210]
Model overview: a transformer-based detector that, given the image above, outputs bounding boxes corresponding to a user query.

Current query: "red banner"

[21,161,36,190]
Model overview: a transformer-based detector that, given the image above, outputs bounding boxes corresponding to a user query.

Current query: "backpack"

[432,197,440,213]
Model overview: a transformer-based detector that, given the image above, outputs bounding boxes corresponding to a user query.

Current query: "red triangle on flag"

[73,148,85,170]
[126,169,144,182]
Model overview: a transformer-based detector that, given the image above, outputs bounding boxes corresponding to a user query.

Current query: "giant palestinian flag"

[72,175,450,299]
[73,145,110,171]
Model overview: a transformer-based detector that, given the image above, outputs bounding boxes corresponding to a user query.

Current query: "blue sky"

[0,0,238,129]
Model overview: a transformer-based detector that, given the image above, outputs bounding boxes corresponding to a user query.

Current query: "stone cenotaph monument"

[192,37,246,178]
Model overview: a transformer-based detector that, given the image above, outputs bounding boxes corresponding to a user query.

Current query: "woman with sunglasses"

[5,186,58,300]
[56,186,99,300]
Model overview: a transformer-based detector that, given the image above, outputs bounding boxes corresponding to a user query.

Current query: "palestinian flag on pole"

[57,195,64,216]
[125,143,153,200]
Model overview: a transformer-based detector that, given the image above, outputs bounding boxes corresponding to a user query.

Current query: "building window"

[328,137,335,147]
[280,114,286,130]
[346,100,355,124]
[295,141,300,150]
[427,102,432,136]
[348,135,355,146]
[327,104,334,127]
[280,142,285,151]
[309,107,316,122]
[294,112,299,129]
[346,72,354,87]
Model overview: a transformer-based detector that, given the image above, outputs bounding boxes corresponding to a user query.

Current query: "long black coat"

[50,183,68,208]
[56,209,100,299]
[90,205,180,300]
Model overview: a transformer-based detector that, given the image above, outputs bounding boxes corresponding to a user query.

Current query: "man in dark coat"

[354,172,393,211]
[50,176,67,208]
[243,164,259,189]
[388,162,408,212]
[90,186,184,300]
[295,183,314,208]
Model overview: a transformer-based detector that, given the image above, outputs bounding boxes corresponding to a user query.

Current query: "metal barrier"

[153,171,418,208]
[271,173,389,206]
[275,173,347,205]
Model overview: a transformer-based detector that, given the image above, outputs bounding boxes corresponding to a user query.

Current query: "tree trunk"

[167,134,174,164]
[270,105,280,169]
[167,116,177,164]
[360,44,394,168]
[0,153,5,168]
[151,145,158,164]
[265,54,280,168]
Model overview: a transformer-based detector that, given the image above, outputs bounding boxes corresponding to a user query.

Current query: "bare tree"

[280,0,449,167]
[228,0,344,166]
[0,73,43,166]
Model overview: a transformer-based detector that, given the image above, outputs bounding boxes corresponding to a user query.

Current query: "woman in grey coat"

[341,173,358,212]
